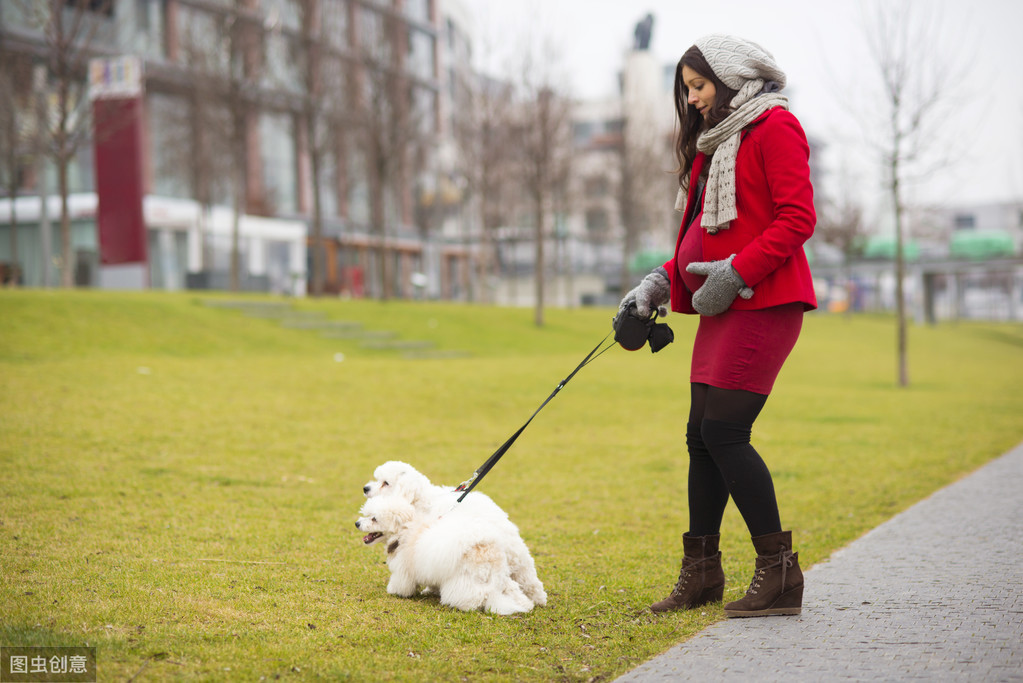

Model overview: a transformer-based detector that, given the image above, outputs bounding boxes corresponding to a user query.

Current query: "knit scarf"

[675,80,788,233]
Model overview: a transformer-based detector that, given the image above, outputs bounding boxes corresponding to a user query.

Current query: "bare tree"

[28,0,114,287]
[617,50,675,298]
[520,86,573,326]
[859,0,963,386]
[454,11,529,304]
[618,116,672,296]
[813,178,868,316]
[515,43,574,327]
[0,43,31,285]
[161,4,262,292]
[291,0,348,297]
[549,124,574,307]
[352,54,401,300]
[813,160,869,265]
[224,7,264,292]
[457,72,516,303]
[349,10,433,300]
[154,11,235,276]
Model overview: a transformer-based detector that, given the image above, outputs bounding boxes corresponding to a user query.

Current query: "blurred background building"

[0,1,679,304]
[0,0,465,297]
[0,2,1020,319]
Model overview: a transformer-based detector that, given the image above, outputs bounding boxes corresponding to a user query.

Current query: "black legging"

[686,382,782,537]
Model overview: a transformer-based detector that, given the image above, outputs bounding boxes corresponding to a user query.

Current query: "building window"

[348,150,370,225]
[406,0,431,23]
[586,208,609,233]
[573,122,595,147]
[584,177,609,198]
[318,54,347,107]
[411,86,437,137]
[148,92,191,200]
[260,0,300,32]
[264,30,302,92]
[954,213,976,230]
[321,1,348,51]
[358,8,388,64]
[260,111,298,214]
[135,0,150,30]
[67,0,114,17]
[132,0,165,59]
[407,28,435,81]
[177,6,230,75]
[317,150,338,219]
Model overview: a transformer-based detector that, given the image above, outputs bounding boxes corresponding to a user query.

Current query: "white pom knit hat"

[694,34,787,91]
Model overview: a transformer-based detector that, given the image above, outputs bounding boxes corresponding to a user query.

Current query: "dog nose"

[355,520,361,529]
[363,485,370,494]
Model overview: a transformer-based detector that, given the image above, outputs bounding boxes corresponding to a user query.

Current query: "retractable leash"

[453,330,618,502]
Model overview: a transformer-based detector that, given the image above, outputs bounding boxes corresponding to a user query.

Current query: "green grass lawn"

[2,290,1021,681]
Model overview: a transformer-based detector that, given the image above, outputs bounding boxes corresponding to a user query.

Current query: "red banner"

[93,96,148,265]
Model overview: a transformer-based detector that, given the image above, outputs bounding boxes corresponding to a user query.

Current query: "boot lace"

[744,567,765,596]
[671,555,715,596]
[742,549,795,597]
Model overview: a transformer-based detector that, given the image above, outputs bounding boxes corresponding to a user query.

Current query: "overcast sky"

[465,0,1023,219]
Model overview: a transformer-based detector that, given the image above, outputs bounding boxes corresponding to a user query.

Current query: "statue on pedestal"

[633,13,654,51]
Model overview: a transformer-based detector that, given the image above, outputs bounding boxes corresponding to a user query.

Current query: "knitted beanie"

[694,34,786,91]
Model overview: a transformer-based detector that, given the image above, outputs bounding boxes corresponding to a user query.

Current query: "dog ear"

[378,460,410,477]
[389,500,415,527]
[358,499,378,517]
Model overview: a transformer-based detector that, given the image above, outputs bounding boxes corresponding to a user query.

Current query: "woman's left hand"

[685,254,754,316]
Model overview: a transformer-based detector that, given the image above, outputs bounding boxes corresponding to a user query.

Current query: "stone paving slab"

[616,441,1023,682]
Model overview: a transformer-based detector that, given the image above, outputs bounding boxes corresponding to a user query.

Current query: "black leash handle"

[454,331,616,502]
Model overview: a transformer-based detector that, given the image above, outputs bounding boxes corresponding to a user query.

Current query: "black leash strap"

[454,331,616,502]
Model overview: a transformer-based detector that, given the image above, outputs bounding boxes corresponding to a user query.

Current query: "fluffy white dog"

[358,461,546,615]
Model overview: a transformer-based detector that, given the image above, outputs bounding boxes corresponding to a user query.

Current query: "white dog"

[358,461,546,615]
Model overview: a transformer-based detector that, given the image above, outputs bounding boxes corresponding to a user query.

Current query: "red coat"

[665,108,818,314]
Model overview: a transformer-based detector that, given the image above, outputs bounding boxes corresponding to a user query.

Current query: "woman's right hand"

[616,266,671,321]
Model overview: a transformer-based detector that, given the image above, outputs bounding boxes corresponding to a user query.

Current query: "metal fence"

[811,258,1023,322]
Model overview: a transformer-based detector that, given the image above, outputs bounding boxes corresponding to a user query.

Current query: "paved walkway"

[616,441,1023,682]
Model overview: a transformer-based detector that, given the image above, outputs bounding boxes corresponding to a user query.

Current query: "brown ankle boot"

[650,533,725,613]
[724,530,803,617]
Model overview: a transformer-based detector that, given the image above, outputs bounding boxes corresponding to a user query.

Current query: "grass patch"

[2,290,1021,681]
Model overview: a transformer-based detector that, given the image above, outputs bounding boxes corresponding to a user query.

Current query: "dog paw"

[386,580,418,597]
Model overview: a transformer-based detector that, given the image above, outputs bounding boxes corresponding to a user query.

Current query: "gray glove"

[617,266,671,320]
[685,254,754,316]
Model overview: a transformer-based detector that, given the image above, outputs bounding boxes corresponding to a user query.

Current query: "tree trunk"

[534,201,544,327]
[4,94,18,286]
[7,197,18,286]
[478,183,492,304]
[6,174,17,286]
[58,158,72,288]
[231,159,244,292]
[893,180,908,387]
[370,163,389,300]
[308,113,325,297]
[891,127,909,387]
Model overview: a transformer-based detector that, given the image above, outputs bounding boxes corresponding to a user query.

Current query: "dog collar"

[387,539,400,554]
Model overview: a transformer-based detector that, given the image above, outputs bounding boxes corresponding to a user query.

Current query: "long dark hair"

[673,45,738,187]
